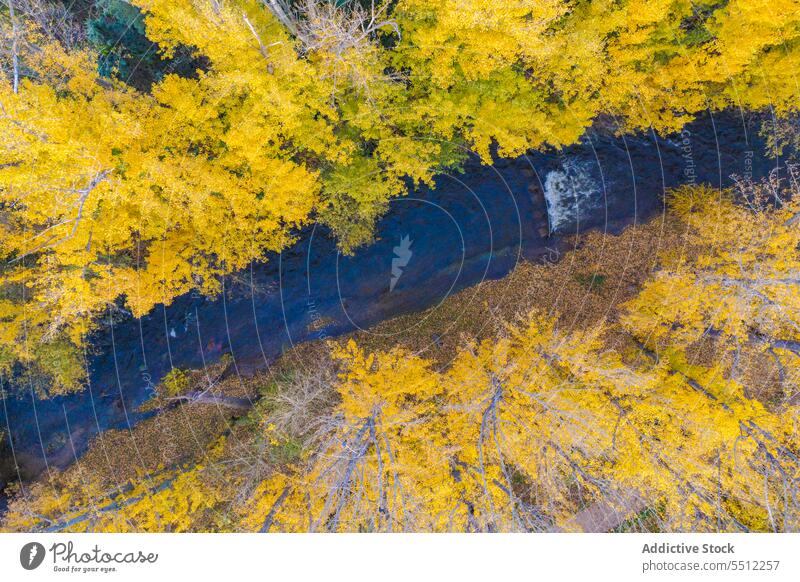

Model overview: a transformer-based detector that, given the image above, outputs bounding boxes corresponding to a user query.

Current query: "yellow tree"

[0,464,226,532]
[0,1,458,392]
[0,8,323,392]
[439,313,800,532]
[3,0,800,394]
[622,182,800,398]
[621,179,800,530]
[241,342,457,532]
[235,313,799,532]
[4,312,799,532]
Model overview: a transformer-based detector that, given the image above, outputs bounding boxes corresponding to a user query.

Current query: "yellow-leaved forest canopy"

[1,0,800,536]
[0,0,799,392]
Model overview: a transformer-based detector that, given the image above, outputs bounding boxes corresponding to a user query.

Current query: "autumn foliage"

[1,1,800,533]
[3,179,799,533]
[3,0,800,391]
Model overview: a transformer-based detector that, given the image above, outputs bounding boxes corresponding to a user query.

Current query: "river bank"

[0,110,789,492]
[6,202,788,532]
[4,213,688,514]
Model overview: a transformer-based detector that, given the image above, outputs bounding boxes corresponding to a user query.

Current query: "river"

[0,110,791,495]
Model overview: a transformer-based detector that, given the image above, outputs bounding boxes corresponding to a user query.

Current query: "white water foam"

[542,159,600,233]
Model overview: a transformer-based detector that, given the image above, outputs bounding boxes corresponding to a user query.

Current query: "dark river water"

[0,110,791,497]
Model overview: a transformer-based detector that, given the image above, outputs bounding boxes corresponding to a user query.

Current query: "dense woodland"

[1,0,800,532]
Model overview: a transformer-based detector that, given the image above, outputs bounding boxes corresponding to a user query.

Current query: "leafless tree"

[262,0,401,95]
[3,0,19,93]
[264,0,398,53]
[226,360,339,507]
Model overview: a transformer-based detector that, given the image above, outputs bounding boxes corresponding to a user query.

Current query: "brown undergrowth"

[14,213,786,504]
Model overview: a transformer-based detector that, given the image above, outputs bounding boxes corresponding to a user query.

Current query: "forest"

[1,0,800,533]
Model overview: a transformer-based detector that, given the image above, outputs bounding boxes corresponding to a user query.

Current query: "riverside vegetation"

[1,0,800,532]
[3,179,800,532]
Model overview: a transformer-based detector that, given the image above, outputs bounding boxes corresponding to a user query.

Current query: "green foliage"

[267,433,304,465]
[575,272,607,291]
[87,0,204,90]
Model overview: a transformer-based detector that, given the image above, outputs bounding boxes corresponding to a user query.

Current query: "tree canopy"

[2,0,800,393]
[3,177,800,532]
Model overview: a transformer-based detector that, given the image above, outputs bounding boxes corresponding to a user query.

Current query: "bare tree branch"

[5,0,20,93]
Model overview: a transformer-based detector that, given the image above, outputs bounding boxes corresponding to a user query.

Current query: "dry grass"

[44,211,787,492]
[340,217,687,367]
[72,405,228,489]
